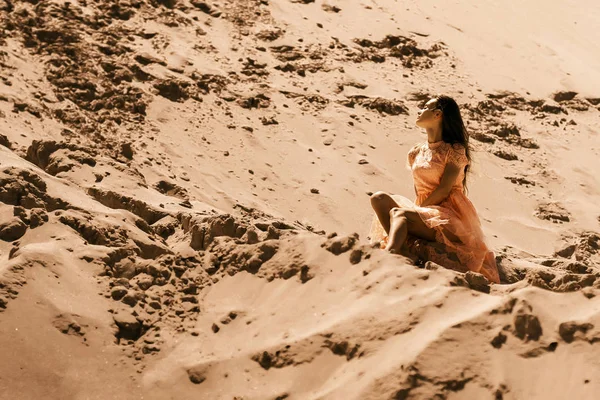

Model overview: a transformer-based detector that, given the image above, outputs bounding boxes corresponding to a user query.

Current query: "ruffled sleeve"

[446,144,469,168]
[406,143,422,170]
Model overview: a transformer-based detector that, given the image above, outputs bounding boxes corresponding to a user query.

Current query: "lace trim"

[446,144,468,168]
[407,143,423,169]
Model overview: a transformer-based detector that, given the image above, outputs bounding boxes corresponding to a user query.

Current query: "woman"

[369,95,500,284]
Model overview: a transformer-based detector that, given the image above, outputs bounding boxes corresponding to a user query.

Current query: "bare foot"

[385,244,420,265]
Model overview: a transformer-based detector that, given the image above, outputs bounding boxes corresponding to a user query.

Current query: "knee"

[370,191,390,207]
[389,207,407,219]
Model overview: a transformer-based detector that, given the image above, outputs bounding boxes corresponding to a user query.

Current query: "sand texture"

[1,0,600,399]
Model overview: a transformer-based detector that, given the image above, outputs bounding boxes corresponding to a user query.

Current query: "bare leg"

[371,192,448,263]
[385,208,409,254]
[386,208,438,258]
[370,191,401,234]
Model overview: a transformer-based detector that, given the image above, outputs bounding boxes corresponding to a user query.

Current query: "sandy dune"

[1,0,600,399]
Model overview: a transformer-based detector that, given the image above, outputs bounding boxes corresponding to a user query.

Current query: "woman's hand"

[420,163,461,207]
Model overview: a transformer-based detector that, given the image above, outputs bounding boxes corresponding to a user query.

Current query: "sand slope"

[1,0,600,399]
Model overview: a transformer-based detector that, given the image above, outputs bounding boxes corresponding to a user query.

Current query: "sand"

[1,0,600,399]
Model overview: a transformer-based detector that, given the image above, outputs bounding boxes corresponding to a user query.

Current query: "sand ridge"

[1,0,600,399]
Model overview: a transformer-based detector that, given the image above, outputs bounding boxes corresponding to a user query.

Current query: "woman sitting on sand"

[369,95,500,284]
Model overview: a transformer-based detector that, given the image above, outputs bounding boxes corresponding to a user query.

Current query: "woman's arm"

[419,163,461,207]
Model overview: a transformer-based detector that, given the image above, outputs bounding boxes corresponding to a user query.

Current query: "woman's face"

[416,98,442,128]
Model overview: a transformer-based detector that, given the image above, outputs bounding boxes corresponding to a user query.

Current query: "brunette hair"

[435,95,471,193]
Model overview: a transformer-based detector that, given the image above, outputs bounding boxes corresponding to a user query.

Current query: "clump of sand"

[1,0,600,399]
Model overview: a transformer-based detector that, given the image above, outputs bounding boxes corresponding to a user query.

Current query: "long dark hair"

[435,95,471,193]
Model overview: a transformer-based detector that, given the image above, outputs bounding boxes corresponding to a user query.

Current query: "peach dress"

[369,140,500,283]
